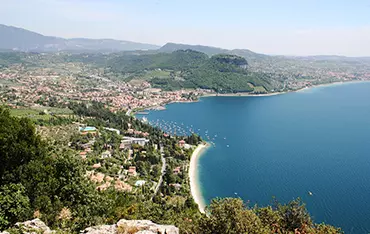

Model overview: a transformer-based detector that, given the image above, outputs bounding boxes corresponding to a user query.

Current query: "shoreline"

[134,80,370,114]
[201,80,370,98]
[189,142,210,213]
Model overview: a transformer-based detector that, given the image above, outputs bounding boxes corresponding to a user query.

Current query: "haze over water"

[141,82,370,233]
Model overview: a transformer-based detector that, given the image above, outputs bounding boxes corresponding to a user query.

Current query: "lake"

[139,82,370,233]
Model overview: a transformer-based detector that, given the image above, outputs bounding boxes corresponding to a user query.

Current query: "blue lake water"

[139,82,370,233]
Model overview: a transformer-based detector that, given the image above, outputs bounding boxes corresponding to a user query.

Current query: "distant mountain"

[159,43,229,56]
[0,24,160,52]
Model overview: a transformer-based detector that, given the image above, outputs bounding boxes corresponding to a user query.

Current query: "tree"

[197,198,268,234]
[278,198,313,231]
[0,183,31,230]
[0,107,46,185]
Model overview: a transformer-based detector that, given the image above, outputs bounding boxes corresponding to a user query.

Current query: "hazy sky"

[1,0,370,56]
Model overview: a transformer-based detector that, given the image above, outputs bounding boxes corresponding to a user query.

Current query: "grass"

[253,86,267,93]
[136,69,172,81]
[10,108,52,120]
[10,106,73,120]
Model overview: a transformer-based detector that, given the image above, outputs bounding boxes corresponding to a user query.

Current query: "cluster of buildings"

[74,124,153,192]
[0,64,207,111]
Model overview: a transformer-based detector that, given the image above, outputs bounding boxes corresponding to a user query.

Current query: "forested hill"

[159,43,229,56]
[108,49,275,93]
[159,42,269,62]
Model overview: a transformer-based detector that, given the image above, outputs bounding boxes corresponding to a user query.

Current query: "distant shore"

[295,80,370,92]
[189,142,210,213]
[134,80,370,114]
[202,91,287,97]
[202,80,370,98]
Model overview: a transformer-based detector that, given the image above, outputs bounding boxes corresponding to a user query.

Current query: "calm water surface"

[140,82,370,233]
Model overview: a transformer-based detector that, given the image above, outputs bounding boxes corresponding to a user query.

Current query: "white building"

[122,137,149,147]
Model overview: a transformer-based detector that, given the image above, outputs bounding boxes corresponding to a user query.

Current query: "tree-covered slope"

[159,42,229,56]
[0,105,342,233]
[108,50,274,93]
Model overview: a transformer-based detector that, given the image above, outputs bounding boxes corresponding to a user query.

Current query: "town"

[1,52,370,113]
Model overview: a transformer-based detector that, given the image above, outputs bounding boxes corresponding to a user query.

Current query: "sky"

[1,0,370,56]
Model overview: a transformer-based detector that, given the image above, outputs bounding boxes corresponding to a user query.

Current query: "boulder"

[14,219,55,234]
[117,219,179,234]
[81,219,179,234]
[81,224,116,234]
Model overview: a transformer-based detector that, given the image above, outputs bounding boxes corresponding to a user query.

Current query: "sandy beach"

[189,142,210,213]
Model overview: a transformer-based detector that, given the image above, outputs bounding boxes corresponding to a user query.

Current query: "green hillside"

[108,50,273,93]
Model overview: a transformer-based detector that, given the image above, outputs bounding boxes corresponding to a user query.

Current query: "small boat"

[227,145,230,147]
[308,191,313,196]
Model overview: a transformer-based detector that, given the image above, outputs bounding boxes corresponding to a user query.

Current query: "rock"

[14,218,55,234]
[5,218,178,234]
[81,224,117,234]
[117,219,179,234]
[81,219,179,234]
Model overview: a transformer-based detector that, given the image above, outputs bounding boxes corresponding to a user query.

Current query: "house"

[132,137,150,146]
[142,132,149,137]
[80,143,91,150]
[128,166,137,176]
[120,139,133,150]
[105,176,113,182]
[135,180,146,187]
[127,129,134,134]
[173,167,181,175]
[169,183,182,190]
[96,182,111,191]
[90,172,104,183]
[92,163,101,169]
[115,179,132,192]
[178,140,186,148]
[122,137,149,147]
[79,151,87,156]
[101,151,112,159]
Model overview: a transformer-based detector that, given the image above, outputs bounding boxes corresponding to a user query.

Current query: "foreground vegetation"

[0,105,342,233]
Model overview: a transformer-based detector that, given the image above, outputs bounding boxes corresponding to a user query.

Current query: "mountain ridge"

[0,24,160,52]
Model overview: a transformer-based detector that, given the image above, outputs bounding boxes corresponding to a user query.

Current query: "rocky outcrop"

[82,219,179,234]
[0,219,56,234]
[1,218,179,234]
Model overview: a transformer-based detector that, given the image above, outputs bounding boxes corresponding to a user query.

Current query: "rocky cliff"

[0,219,179,234]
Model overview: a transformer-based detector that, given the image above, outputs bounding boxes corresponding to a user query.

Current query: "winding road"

[153,145,166,197]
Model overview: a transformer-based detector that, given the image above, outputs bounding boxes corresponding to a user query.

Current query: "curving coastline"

[201,80,370,97]
[134,81,370,115]
[189,142,210,213]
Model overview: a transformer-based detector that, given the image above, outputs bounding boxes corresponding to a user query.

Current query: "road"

[153,145,166,197]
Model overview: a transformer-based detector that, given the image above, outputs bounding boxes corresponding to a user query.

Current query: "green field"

[10,107,73,120]
[253,86,267,93]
